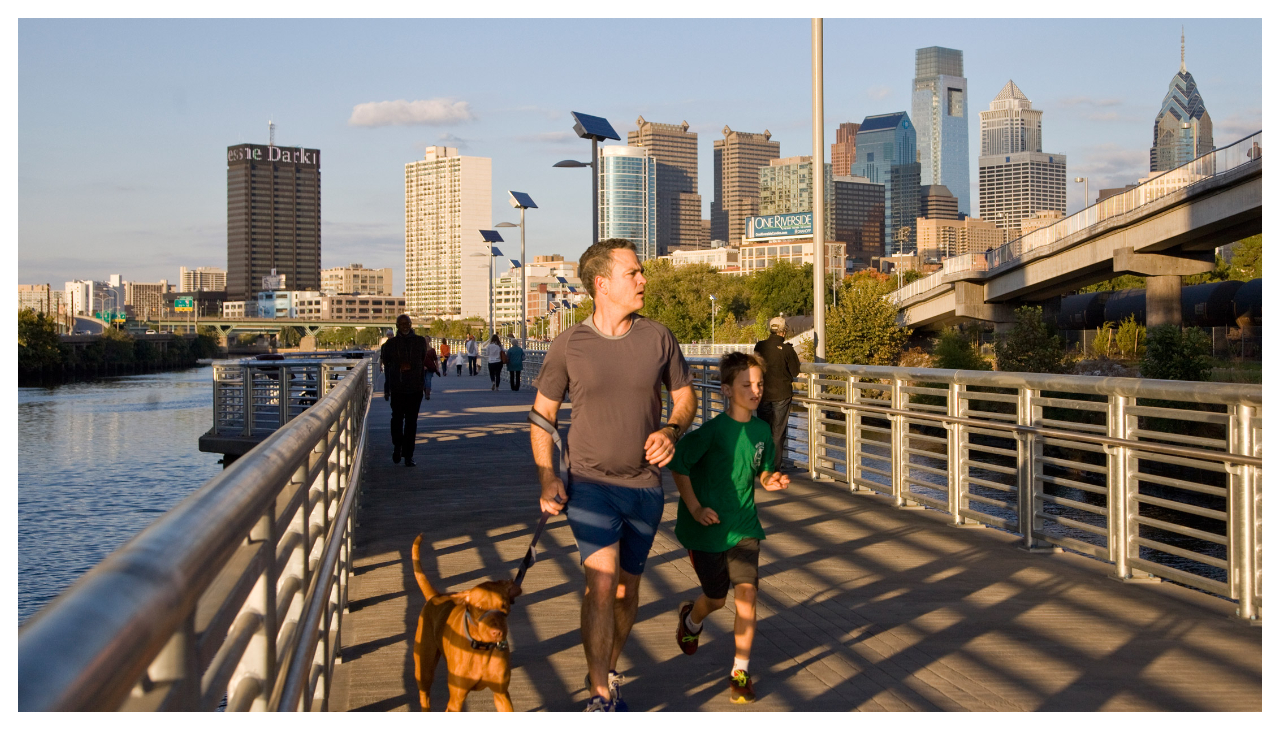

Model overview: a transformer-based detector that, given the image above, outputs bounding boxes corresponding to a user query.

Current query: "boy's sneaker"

[583,671,628,711]
[676,601,701,655]
[583,695,616,712]
[728,669,756,704]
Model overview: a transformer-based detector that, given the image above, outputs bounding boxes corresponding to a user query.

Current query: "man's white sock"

[684,612,703,634]
[732,657,750,674]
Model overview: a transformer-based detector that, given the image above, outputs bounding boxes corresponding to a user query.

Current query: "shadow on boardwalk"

[329,374,1261,712]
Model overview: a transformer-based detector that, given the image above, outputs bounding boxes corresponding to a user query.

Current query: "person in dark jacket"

[380,314,427,467]
[753,316,800,472]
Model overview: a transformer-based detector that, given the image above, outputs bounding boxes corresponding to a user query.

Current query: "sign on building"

[745,213,813,240]
[174,296,195,312]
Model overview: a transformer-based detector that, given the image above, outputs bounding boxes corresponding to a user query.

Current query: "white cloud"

[437,132,471,149]
[1057,96,1124,108]
[866,85,892,100]
[1214,109,1262,140]
[348,98,476,127]
[515,131,578,144]
[1073,143,1150,189]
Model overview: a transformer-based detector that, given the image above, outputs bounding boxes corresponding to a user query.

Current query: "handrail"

[18,360,372,710]
[678,357,1262,620]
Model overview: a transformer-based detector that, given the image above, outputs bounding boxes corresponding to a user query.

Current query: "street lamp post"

[554,112,619,245]
[1075,176,1090,212]
[476,230,504,337]
[499,191,538,346]
[709,294,718,345]
[811,18,826,361]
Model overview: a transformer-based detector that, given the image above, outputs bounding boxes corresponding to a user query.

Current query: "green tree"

[747,260,813,328]
[824,272,911,365]
[994,306,1066,373]
[18,309,63,373]
[356,327,384,347]
[573,298,593,325]
[1114,314,1145,360]
[1079,274,1147,293]
[1092,322,1115,359]
[277,326,302,347]
[1228,234,1261,281]
[639,260,749,341]
[932,326,990,371]
[899,269,925,286]
[1140,325,1212,381]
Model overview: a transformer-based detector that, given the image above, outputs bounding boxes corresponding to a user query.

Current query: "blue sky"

[18,18,1262,293]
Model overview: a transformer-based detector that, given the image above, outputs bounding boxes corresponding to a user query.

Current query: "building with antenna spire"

[977,80,1066,237]
[1150,29,1213,172]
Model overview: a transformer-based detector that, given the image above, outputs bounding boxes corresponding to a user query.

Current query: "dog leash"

[513,409,568,588]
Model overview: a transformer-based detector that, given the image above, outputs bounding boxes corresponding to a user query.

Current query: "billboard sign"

[746,213,812,240]
[174,297,195,312]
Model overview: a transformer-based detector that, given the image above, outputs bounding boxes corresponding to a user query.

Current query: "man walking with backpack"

[753,316,800,472]
[381,314,428,467]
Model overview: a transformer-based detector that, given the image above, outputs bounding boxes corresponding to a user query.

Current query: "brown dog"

[412,534,518,711]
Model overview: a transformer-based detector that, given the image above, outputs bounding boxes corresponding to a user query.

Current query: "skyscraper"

[404,146,492,318]
[599,145,657,260]
[912,46,970,216]
[627,117,702,254]
[1150,31,1213,172]
[833,176,885,270]
[850,112,920,255]
[920,185,959,220]
[226,142,321,302]
[978,81,1067,236]
[711,126,780,243]
[830,122,860,177]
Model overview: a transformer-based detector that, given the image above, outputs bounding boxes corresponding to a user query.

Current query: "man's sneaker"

[676,601,701,655]
[583,671,628,711]
[392,446,401,464]
[582,695,616,712]
[728,669,756,704]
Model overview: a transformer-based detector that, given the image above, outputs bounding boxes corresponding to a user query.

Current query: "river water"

[18,367,224,624]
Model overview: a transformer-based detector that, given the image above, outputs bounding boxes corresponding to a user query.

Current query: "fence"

[211,354,375,437]
[19,359,374,710]
[679,357,1262,621]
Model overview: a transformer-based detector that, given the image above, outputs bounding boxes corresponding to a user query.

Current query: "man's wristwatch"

[662,422,683,439]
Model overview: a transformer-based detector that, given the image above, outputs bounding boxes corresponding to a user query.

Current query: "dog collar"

[463,608,509,651]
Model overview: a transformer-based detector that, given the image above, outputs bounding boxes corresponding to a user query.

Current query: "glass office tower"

[1150,32,1213,172]
[599,145,658,261]
[850,112,920,255]
[912,46,970,217]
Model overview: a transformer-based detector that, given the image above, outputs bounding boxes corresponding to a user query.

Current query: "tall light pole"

[477,230,504,337]
[1074,176,1090,212]
[554,112,619,245]
[811,18,826,361]
[709,294,718,345]
[501,191,538,345]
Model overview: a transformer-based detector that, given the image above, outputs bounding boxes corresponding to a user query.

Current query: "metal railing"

[679,358,1262,621]
[212,355,374,437]
[19,359,374,710]
[889,130,1262,306]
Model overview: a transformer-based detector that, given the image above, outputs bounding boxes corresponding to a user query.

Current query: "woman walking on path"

[506,336,525,391]
[422,336,442,400]
[465,333,480,376]
[438,340,451,377]
[484,334,505,391]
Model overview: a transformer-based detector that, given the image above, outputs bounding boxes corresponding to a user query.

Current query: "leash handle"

[515,410,569,588]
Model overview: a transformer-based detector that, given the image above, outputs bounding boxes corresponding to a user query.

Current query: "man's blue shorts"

[565,481,665,575]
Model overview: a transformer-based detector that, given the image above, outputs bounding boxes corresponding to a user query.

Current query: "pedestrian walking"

[670,352,790,704]
[506,336,524,391]
[439,340,451,377]
[380,314,427,467]
[753,316,800,472]
[423,335,441,400]
[485,334,505,391]
[448,351,462,376]
[465,333,480,376]
[530,238,696,711]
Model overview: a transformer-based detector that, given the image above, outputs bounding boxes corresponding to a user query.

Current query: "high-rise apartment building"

[627,117,702,254]
[321,263,393,296]
[124,280,169,319]
[64,279,123,316]
[917,217,1006,263]
[850,112,920,255]
[833,176,886,270]
[980,80,1042,157]
[404,146,492,318]
[599,145,657,260]
[179,266,227,292]
[18,284,64,316]
[912,46,970,216]
[1150,32,1213,172]
[920,185,959,220]
[226,142,321,302]
[830,122,860,177]
[758,156,834,238]
[711,127,780,243]
[978,81,1067,235]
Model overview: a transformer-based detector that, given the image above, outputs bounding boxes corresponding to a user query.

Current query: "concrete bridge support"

[1113,247,1215,328]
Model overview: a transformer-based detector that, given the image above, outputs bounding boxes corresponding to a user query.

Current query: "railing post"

[1107,393,1134,577]
[280,365,291,426]
[1229,404,1259,621]
[1016,384,1052,550]
[890,376,905,506]
[242,365,253,437]
[845,374,859,491]
[148,615,199,709]
[947,381,964,525]
[806,372,818,479]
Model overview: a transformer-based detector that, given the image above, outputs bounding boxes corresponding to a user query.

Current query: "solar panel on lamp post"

[503,191,538,346]
[477,230,504,338]
[554,112,619,247]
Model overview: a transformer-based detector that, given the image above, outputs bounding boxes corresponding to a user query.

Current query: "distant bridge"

[892,131,1262,330]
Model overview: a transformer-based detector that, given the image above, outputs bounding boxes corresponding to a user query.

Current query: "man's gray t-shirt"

[535,314,692,488]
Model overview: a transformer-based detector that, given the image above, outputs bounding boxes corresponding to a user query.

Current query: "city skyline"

[18,18,1262,291]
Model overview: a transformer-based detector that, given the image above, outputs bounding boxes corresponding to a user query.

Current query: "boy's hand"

[693,506,720,526]
[762,472,790,491]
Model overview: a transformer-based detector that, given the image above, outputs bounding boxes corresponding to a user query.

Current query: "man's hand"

[693,505,720,526]
[540,481,567,516]
[644,426,677,467]
[761,471,790,491]
[383,390,390,401]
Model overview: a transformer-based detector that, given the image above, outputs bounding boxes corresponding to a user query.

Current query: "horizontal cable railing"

[889,130,1262,306]
[19,359,374,711]
[679,357,1262,621]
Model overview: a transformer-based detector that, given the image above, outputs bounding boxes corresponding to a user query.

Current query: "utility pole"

[811,18,826,361]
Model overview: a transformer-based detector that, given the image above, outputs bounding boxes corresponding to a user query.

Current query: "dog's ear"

[505,580,523,602]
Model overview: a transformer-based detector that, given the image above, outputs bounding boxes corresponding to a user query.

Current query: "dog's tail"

[411,534,438,600]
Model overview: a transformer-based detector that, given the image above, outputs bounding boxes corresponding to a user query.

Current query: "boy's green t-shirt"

[670,412,777,553]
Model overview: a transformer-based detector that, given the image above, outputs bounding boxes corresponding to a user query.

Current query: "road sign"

[175,297,195,312]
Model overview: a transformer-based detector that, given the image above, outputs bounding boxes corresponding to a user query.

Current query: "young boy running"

[669,351,790,703]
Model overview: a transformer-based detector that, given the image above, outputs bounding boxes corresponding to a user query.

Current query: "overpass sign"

[174,297,195,312]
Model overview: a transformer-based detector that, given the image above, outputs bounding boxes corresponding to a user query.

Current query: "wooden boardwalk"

[328,373,1261,712]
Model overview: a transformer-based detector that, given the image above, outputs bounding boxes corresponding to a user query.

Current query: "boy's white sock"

[684,612,703,634]
[732,657,750,674]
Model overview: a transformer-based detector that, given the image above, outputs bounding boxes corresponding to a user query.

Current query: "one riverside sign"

[745,212,812,240]
[227,144,320,167]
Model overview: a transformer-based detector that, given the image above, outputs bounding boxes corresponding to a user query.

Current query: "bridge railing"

[212,355,374,437]
[680,358,1262,621]
[19,359,373,710]
[889,130,1263,306]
